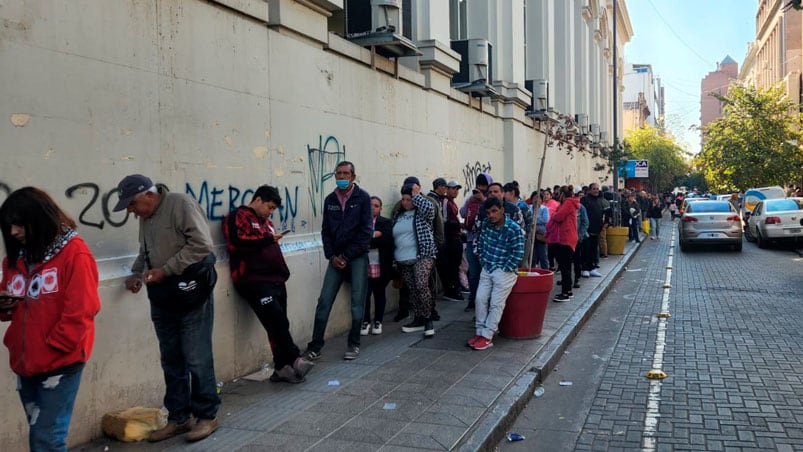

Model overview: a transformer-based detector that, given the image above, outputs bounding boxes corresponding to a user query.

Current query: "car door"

[751,202,764,237]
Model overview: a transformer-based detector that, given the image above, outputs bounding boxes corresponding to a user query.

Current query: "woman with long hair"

[0,187,101,451]
[545,185,580,302]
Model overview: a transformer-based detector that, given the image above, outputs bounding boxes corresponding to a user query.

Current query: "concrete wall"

[0,0,607,448]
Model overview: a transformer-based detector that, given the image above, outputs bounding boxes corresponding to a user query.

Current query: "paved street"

[500,220,803,451]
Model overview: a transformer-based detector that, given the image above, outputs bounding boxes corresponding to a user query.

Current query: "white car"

[745,197,803,248]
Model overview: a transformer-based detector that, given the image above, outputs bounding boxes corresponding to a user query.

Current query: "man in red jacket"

[222,185,313,384]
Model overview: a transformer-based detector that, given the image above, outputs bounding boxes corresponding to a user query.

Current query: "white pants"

[475,268,518,339]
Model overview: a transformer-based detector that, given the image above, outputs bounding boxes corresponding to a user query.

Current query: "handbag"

[145,251,217,312]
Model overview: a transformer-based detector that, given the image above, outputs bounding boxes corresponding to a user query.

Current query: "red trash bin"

[499,268,554,339]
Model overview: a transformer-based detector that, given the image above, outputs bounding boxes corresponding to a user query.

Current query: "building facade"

[0,0,632,447]
[739,0,802,104]
[622,63,664,132]
[700,55,739,147]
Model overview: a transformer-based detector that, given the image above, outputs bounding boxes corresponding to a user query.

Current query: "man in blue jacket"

[304,161,372,361]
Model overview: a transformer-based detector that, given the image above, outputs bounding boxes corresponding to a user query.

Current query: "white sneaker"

[581,271,590,278]
[360,322,370,336]
[589,269,602,277]
[371,321,382,335]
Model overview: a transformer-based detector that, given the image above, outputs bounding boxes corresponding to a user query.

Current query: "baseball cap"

[446,180,462,189]
[432,177,447,189]
[403,176,421,187]
[113,174,154,212]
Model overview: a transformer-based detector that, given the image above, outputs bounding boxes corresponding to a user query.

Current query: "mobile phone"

[281,229,292,235]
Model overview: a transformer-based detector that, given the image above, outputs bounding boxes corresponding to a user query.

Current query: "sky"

[623,0,757,156]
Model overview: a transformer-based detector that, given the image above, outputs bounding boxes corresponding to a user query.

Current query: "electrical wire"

[645,0,713,67]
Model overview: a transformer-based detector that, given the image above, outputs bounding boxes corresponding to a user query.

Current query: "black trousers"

[582,234,599,271]
[552,243,574,295]
[234,282,300,369]
[436,235,463,296]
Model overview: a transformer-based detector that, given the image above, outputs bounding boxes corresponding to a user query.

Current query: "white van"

[743,186,786,213]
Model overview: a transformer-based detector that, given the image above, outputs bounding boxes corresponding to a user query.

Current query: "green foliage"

[622,125,689,192]
[699,84,803,191]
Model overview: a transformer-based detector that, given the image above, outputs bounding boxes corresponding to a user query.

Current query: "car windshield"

[766,199,803,212]
[687,201,732,213]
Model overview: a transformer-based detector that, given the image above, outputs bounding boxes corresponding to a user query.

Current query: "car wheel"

[733,241,742,252]
[680,239,689,252]
[744,226,755,242]
[756,230,767,249]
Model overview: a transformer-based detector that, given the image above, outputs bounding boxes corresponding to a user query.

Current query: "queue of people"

[0,170,660,449]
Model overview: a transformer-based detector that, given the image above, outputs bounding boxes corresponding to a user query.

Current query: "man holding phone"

[222,185,313,383]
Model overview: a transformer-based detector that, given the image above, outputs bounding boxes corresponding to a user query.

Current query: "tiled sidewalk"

[73,240,641,452]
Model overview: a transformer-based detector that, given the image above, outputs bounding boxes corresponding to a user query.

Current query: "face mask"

[335,179,350,190]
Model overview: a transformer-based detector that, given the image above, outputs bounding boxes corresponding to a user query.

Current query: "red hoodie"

[1,234,101,377]
[545,197,580,251]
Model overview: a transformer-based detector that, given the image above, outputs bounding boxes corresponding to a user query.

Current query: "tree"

[623,125,689,192]
[699,84,803,191]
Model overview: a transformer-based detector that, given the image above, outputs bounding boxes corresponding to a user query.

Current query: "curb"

[458,239,644,451]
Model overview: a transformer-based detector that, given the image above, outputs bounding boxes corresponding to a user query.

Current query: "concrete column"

[401,0,461,96]
[574,7,588,119]
[524,0,555,110]
[553,0,574,114]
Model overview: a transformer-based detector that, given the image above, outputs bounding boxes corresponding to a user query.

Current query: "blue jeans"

[465,242,482,301]
[307,255,368,352]
[649,217,661,237]
[18,368,83,452]
[533,240,549,269]
[151,297,220,423]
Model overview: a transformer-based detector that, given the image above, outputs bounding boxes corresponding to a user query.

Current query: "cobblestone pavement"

[501,219,803,451]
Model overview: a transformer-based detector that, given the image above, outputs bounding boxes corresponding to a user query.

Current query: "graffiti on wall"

[185,182,303,231]
[307,135,346,217]
[0,180,304,232]
[462,161,493,195]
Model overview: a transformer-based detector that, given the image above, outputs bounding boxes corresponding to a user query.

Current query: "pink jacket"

[545,197,580,251]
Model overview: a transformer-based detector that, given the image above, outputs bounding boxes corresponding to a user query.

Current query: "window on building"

[449,0,467,41]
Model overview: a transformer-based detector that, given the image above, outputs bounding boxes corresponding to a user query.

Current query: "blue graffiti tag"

[307,135,346,217]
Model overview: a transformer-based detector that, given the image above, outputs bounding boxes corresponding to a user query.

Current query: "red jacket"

[222,206,290,285]
[545,197,580,251]
[1,234,101,377]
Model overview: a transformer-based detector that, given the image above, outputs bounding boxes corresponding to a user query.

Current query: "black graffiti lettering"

[461,161,493,195]
[65,183,105,229]
[101,187,129,227]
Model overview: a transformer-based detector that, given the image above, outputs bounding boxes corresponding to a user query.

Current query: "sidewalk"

[73,239,642,452]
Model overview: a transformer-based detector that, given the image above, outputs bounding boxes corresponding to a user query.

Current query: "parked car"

[678,200,743,252]
[745,197,803,248]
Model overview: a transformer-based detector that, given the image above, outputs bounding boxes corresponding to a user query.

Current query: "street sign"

[623,160,649,178]
[634,160,649,178]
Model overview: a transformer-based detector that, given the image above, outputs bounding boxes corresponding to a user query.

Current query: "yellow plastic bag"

[642,219,650,234]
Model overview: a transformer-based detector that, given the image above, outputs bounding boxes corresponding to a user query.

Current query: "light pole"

[611,0,619,190]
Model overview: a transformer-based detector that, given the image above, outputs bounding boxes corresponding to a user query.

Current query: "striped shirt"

[474,217,525,273]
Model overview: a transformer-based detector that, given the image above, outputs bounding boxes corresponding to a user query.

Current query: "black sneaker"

[573,281,580,289]
[423,320,435,338]
[553,293,570,302]
[302,349,321,361]
[402,317,426,333]
[343,346,360,361]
